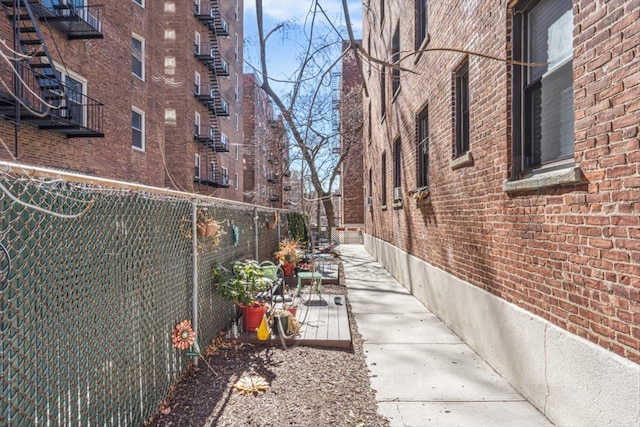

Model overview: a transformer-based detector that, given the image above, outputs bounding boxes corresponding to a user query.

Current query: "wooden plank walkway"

[239,293,352,349]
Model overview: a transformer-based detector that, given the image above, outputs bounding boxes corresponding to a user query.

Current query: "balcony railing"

[194,42,230,76]
[30,1,103,39]
[194,1,229,37]
[194,125,229,152]
[0,64,103,137]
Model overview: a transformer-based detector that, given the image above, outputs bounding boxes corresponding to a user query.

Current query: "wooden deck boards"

[239,293,351,349]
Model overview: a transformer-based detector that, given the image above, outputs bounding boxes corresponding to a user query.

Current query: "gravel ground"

[146,281,390,427]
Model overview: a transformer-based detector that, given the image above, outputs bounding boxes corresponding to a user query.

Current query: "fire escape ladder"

[1,0,65,111]
[0,0,104,137]
[193,0,229,188]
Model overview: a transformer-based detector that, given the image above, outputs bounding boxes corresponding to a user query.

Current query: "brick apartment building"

[339,41,364,228]
[0,0,243,200]
[165,0,244,199]
[362,1,639,426]
[243,73,289,208]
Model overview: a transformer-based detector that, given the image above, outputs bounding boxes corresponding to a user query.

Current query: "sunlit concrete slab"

[355,312,462,344]
[377,401,552,426]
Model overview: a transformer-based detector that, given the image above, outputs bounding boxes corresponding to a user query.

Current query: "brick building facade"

[243,73,289,208]
[165,0,244,199]
[0,0,243,200]
[362,1,639,425]
[339,41,364,226]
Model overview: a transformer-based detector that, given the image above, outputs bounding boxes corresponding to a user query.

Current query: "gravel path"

[146,282,390,427]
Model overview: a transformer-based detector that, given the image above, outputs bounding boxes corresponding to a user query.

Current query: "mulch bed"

[146,280,390,427]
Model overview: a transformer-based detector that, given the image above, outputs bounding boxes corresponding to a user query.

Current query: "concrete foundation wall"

[364,234,640,427]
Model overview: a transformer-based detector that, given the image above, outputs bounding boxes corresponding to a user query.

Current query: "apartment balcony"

[0,65,104,138]
[195,164,230,188]
[194,125,229,152]
[194,42,229,77]
[194,83,228,115]
[194,0,229,37]
[268,194,280,202]
[28,0,103,39]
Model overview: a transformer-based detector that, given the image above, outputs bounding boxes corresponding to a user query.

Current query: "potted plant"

[275,238,301,277]
[197,207,220,238]
[215,260,272,332]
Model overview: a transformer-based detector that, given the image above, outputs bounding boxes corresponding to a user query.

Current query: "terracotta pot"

[197,223,206,237]
[240,303,267,332]
[205,222,218,237]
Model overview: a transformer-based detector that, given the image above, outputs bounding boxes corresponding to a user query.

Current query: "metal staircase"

[0,0,103,137]
[194,0,230,188]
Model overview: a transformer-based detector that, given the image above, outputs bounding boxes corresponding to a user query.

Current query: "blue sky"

[243,0,363,98]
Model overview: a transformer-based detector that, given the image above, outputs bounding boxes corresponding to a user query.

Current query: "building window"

[194,71,200,94]
[221,132,229,150]
[235,34,239,61]
[380,67,386,118]
[132,108,145,151]
[194,112,200,136]
[368,101,372,144]
[194,0,200,14]
[454,60,469,157]
[221,167,229,185]
[234,0,239,20]
[132,35,144,80]
[235,113,239,131]
[133,0,143,7]
[194,154,201,179]
[366,36,372,75]
[393,138,402,197]
[392,24,400,96]
[512,0,574,175]
[235,172,239,190]
[417,106,429,187]
[415,0,428,49]
[194,31,201,54]
[381,152,387,206]
[379,0,385,25]
[234,73,239,101]
[64,74,86,126]
[235,144,239,160]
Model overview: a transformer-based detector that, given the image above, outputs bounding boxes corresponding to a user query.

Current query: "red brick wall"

[0,1,167,186]
[340,44,365,225]
[363,0,639,363]
[0,0,245,200]
[243,73,287,208]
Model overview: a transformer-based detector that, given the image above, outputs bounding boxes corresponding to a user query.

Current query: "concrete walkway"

[339,245,553,427]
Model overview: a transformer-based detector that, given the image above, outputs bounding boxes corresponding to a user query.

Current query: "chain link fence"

[0,163,293,426]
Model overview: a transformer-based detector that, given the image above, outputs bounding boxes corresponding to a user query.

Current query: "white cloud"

[245,0,361,34]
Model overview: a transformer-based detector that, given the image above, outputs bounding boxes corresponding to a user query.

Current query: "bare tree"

[252,0,363,229]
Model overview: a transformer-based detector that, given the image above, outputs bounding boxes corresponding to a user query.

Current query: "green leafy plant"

[286,212,308,245]
[215,260,272,306]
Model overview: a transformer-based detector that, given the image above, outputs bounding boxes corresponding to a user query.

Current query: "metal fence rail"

[0,163,291,426]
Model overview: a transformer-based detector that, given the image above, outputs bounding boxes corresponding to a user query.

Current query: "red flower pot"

[240,303,267,332]
[282,262,295,277]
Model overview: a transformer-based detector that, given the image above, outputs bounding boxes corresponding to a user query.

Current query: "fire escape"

[0,0,104,139]
[194,0,230,188]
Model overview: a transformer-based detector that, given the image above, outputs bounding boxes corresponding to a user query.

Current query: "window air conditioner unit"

[365,196,373,207]
[393,187,402,202]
